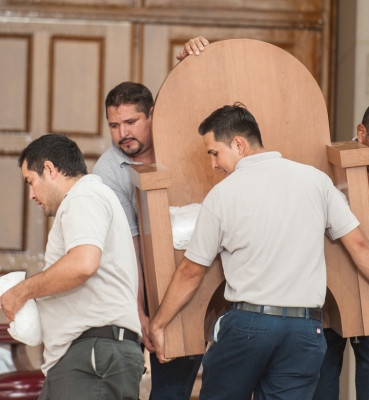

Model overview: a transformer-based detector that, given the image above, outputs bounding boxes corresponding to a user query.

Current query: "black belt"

[235,302,322,321]
[75,325,140,343]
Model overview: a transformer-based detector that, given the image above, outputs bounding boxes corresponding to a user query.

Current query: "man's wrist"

[150,317,166,334]
[13,281,30,303]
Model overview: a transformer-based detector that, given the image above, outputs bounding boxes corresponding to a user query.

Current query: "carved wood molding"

[0,3,329,30]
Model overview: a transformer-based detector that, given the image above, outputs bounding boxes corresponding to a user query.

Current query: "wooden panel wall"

[0,21,132,328]
[0,0,336,112]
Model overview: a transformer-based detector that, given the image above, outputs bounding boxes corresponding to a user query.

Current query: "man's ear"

[233,136,249,155]
[149,107,154,119]
[43,160,57,179]
[357,123,367,144]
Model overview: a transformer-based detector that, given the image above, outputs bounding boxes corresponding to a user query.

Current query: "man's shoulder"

[93,146,117,174]
[92,146,131,184]
[66,175,122,210]
[277,157,329,178]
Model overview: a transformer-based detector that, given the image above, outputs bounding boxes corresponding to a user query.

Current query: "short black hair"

[105,82,154,118]
[362,107,369,131]
[18,134,88,177]
[198,102,263,147]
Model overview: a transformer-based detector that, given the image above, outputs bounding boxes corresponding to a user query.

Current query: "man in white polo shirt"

[0,134,144,400]
[150,103,369,400]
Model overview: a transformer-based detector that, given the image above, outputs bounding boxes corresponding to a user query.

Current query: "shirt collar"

[63,174,101,199]
[234,151,282,170]
[109,141,142,166]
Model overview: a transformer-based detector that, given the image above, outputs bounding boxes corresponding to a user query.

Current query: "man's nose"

[119,124,129,138]
[211,158,218,170]
[29,186,35,200]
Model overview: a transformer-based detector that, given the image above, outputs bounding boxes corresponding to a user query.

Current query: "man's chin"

[120,145,142,156]
[44,210,55,218]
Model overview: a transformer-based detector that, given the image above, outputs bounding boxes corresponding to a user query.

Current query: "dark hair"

[18,134,88,177]
[362,107,369,131]
[105,82,154,118]
[198,102,263,147]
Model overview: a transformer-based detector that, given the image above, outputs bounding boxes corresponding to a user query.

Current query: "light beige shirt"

[185,152,359,308]
[37,174,140,375]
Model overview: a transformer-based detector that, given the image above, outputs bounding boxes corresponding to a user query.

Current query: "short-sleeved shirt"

[37,174,141,374]
[185,152,359,308]
[92,142,142,237]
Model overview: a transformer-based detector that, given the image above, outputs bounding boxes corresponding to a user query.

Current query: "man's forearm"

[132,235,146,314]
[151,257,206,331]
[149,257,206,362]
[341,227,369,281]
[1,245,101,320]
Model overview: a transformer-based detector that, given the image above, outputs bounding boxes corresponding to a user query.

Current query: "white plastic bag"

[0,271,42,346]
[169,204,202,250]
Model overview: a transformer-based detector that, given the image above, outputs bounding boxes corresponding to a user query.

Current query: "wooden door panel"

[0,156,26,251]
[49,36,104,136]
[0,35,31,132]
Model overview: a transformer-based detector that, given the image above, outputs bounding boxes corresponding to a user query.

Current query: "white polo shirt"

[37,174,141,374]
[185,152,359,308]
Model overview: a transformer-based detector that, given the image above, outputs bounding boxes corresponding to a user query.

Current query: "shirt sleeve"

[325,180,360,240]
[184,204,222,266]
[60,193,112,253]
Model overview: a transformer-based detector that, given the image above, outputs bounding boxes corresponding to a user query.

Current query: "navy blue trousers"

[200,308,326,400]
[313,328,369,400]
[149,352,203,400]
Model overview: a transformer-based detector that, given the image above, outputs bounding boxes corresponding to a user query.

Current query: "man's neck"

[61,175,84,197]
[129,147,156,164]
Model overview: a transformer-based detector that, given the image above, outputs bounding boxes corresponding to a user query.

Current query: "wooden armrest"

[327,141,369,168]
[130,164,172,190]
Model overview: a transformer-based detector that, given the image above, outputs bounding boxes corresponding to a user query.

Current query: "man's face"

[203,131,241,177]
[107,104,153,157]
[21,161,61,217]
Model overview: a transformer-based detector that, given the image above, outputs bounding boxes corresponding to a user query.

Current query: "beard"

[41,182,62,218]
[118,137,144,156]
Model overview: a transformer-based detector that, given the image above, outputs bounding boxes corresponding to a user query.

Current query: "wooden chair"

[131,39,369,358]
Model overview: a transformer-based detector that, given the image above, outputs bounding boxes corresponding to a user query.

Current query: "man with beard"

[92,36,209,400]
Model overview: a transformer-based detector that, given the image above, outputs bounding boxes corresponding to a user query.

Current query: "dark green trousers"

[39,337,145,400]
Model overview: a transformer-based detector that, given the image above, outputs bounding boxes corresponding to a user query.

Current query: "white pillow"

[0,271,42,346]
[169,204,202,250]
